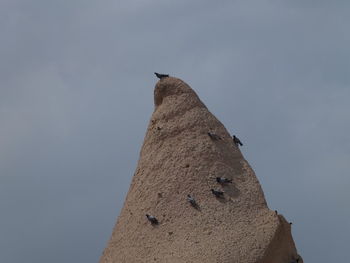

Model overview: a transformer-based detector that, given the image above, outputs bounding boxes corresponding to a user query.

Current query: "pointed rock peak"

[100,76,301,263]
[154,77,200,107]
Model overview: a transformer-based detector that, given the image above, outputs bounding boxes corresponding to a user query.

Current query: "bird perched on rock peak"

[211,189,224,198]
[216,177,232,184]
[233,135,243,146]
[146,214,159,225]
[154,72,169,79]
[208,132,222,140]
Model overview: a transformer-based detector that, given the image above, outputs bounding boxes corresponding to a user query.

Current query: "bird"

[187,194,198,207]
[216,177,232,184]
[211,189,224,198]
[146,214,159,225]
[154,72,169,79]
[208,132,222,140]
[233,135,243,146]
[275,210,278,215]
[290,257,301,263]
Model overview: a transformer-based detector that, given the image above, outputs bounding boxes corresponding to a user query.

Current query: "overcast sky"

[1,1,349,262]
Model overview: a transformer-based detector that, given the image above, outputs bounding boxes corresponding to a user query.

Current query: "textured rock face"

[100,77,302,263]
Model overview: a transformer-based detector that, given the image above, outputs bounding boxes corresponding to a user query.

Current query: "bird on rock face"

[146,214,159,225]
[211,189,224,198]
[290,257,301,263]
[208,132,222,140]
[187,194,198,207]
[154,72,169,79]
[233,135,243,146]
[216,177,232,184]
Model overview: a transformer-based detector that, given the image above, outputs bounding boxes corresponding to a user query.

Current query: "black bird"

[275,210,278,215]
[154,72,169,79]
[208,132,222,140]
[216,177,232,184]
[290,257,301,263]
[233,135,243,146]
[187,194,198,207]
[146,214,159,225]
[211,189,224,198]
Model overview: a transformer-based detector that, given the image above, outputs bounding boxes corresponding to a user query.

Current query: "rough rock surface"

[100,77,302,263]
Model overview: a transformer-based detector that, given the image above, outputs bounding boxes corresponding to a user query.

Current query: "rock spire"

[100,77,302,263]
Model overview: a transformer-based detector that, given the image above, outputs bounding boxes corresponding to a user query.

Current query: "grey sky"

[1,1,349,262]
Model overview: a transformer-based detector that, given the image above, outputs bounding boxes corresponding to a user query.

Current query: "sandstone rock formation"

[100,77,302,263]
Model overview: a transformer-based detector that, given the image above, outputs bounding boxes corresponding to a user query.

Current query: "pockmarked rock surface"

[100,77,302,263]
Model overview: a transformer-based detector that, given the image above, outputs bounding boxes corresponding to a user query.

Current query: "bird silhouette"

[211,189,224,198]
[146,214,159,225]
[187,194,198,207]
[216,177,232,184]
[154,72,169,79]
[233,135,243,146]
[208,132,222,140]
